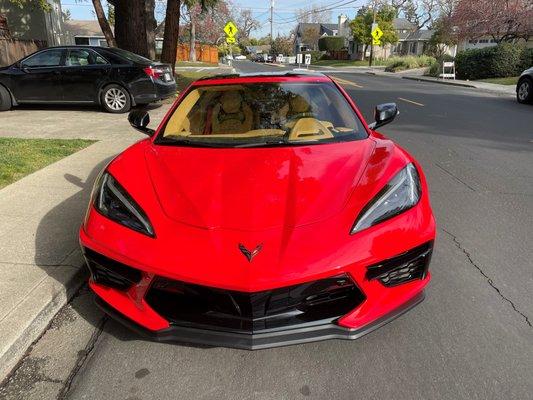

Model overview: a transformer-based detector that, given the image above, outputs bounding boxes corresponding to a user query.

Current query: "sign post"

[369,23,383,66]
[296,53,303,68]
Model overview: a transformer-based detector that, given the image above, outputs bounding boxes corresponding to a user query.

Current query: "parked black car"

[0,46,176,113]
[516,67,533,104]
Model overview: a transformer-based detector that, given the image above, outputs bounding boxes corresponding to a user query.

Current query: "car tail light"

[143,66,164,79]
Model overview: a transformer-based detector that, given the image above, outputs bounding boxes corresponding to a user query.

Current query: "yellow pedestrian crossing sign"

[371,24,383,45]
[224,21,238,38]
[226,36,236,44]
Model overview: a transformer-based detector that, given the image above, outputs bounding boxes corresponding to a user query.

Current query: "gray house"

[0,0,68,46]
[65,20,110,47]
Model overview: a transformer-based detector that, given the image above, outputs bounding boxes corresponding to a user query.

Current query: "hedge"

[455,43,529,80]
[384,55,436,72]
[318,36,345,52]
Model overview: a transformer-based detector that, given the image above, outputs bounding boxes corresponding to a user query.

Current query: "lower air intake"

[366,241,433,287]
[82,247,142,290]
[145,274,365,333]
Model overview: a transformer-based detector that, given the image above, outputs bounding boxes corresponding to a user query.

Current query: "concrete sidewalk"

[401,75,516,95]
[0,137,141,381]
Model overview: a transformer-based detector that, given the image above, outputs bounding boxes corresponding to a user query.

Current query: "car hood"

[144,141,375,231]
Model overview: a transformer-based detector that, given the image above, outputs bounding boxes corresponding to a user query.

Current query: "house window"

[479,39,488,43]
[99,40,108,47]
[75,37,90,45]
[468,39,478,44]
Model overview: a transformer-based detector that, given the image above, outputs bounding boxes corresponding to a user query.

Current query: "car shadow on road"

[33,158,213,349]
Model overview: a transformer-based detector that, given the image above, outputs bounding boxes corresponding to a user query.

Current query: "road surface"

[2,60,532,400]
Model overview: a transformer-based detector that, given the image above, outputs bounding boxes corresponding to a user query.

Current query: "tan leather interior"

[211,91,253,134]
[288,118,334,141]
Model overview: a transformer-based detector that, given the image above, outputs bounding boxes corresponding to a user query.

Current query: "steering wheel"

[288,117,334,141]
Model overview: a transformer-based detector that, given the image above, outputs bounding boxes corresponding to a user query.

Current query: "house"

[64,20,110,47]
[457,36,533,52]
[0,0,68,46]
[293,20,348,54]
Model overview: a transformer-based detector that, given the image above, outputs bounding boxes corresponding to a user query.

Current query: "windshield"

[158,82,367,147]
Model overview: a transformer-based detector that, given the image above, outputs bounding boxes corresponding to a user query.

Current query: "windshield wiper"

[157,137,232,148]
[233,139,289,148]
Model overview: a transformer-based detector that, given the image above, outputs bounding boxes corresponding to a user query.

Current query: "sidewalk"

[0,137,139,381]
[401,75,516,95]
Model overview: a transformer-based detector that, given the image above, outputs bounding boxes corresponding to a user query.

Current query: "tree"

[350,5,398,60]
[296,4,332,23]
[402,0,439,30]
[237,9,260,40]
[111,0,155,57]
[271,36,293,56]
[161,0,181,71]
[182,0,219,62]
[301,26,321,50]
[92,0,116,47]
[451,0,532,43]
[427,16,456,57]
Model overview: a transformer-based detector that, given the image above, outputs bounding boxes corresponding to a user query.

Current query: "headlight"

[351,163,421,234]
[93,172,155,237]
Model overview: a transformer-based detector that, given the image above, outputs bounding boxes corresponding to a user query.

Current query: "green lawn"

[174,61,217,67]
[313,59,386,67]
[0,138,95,189]
[477,76,519,85]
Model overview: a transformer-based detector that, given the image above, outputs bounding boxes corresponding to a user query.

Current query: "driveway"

[0,103,172,140]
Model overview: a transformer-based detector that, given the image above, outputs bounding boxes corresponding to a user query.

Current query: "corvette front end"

[80,72,436,349]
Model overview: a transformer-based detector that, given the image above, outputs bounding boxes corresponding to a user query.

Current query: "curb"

[402,76,477,88]
[0,266,87,383]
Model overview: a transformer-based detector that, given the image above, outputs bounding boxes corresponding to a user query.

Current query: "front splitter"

[96,290,425,350]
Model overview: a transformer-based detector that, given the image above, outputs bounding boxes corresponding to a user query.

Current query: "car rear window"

[104,48,152,64]
[158,81,367,147]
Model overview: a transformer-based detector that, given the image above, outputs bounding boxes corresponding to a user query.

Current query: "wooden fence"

[176,44,218,64]
[0,38,47,66]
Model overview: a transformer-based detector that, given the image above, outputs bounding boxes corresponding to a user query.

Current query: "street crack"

[435,163,477,192]
[442,228,532,328]
[57,314,108,399]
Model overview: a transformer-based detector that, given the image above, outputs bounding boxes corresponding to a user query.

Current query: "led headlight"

[93,172,155,237]
[351,163,421,234]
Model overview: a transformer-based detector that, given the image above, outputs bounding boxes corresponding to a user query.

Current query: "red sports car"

[80,72,435,349]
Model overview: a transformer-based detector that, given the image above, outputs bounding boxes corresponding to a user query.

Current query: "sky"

[60,0,365,37]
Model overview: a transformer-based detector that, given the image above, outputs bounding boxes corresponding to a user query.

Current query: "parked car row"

[0,46,177,113]
[251,54,274,63]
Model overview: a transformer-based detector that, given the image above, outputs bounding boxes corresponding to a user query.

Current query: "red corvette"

[80,72,436,349]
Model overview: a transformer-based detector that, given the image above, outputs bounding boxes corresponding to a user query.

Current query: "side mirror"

[368,103,399,130]
[128,110,155,136]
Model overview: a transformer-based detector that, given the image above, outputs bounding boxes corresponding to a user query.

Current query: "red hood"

[144,141,375,231]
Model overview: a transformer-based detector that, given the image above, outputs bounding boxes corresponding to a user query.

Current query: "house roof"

[245,45,271,54]
[405,30,434,41]
[393,18,415,31]
[65,20,111,37]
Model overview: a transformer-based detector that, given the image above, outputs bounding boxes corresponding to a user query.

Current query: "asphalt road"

[4,61,533,400]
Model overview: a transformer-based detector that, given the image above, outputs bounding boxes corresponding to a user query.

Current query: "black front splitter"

[95,291,425,350]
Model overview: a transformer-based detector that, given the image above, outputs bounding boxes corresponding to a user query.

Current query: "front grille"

[366,241,433,287]
[82,247,142,290]
[145,274,365,333]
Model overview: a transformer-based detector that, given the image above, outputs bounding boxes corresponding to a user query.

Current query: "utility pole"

[369,1,377,67]
[270,0,274,44]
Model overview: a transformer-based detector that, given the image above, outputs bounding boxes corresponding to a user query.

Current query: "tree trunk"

[189,19,196,62]
[161,0,181,72]
[145,0,156,60]
[113,0,149,57]
[92,0,116,47]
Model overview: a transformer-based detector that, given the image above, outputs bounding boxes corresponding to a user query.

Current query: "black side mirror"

[368,103,399,130]
[128,110,155,136]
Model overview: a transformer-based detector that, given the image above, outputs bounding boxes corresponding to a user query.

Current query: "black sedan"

[0,46,176,113]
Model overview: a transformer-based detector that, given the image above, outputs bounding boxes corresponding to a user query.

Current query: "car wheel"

[0,85,12,111]
[101,84,131,113]
[517,78,532,104]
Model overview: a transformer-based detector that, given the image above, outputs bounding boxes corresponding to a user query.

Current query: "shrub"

[455,43,525,80]
[519,47,533,72]
[302,50,324,63]
[320,53,332,61]
[384,55,436,72]
[318,36,345,52]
